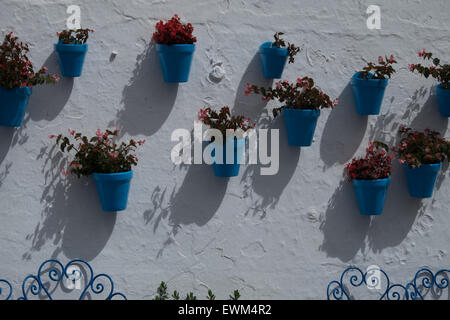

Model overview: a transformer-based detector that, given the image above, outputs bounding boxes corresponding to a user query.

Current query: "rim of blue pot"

[282,108,321,117]
[351,72,388,88]
[352,177,391,187]
[259,41,288,56]
[437,83,450,96]
[0,85,32,96]
[156,43,196,53]
[403,162,442,170]
[93,170,133,181]
[55,42,88,52]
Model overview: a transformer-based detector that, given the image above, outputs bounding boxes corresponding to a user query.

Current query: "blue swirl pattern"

[1,258,126,300]
[327,266,450,300]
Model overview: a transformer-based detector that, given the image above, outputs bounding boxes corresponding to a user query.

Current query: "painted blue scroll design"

[0,258,126,300]
[327,266,450,300]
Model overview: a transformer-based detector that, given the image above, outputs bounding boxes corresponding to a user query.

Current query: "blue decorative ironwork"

[0,279,13,300]
[1,259,126,300]
[327,266,450,300]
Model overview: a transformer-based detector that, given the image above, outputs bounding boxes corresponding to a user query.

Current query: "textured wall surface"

[0,0,449,299]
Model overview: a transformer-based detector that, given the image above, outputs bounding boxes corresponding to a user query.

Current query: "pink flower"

[48,134,56,139]
[408,64,416,72]
[68,128,75,136]
[333,98,339,107]
[42,66,48,72]
[418,48,427,57]
[110,151,119,159]
[137,139,146,146]
[378,56,384,64]
[96,129,103,138]
[61,169,69,176]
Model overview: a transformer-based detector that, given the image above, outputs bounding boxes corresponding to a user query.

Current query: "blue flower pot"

[54,42,88,77]
[404,163,441,198]
[282,108,320,147]
[350,72,388,115]
[436,83,450,117]
[156,44,195,83]
[93,171,133,212]
[0,86,32,127]
[211,138,245,177]
[352,178,390,215]
[259,42,288,79]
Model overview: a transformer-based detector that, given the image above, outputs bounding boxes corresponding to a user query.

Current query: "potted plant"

[198,106,254,177]
[346,142,393,215]
[0,32,58,127]
[50,128,145,211]
[245,77,338,146]
[259,32,301,79]
[409,49,450,117]
[153,14,196,83]
[55,28,93,77]
[393,126,450,198]
[351,55,397,115]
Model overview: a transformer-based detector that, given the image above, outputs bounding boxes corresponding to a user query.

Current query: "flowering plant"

[272,32,301,63]
[0,32,58,89]
[153,14,197,45]
[358,55,397,80]
[57,28,94,44]
[409,49,449,89]
[245,77,338,117]
[50,129,145,177]
[346,142,393,181]
[198,106,255,137]
[393,126,450,168]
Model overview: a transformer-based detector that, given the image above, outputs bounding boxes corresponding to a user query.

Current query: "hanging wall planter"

[436,83,450,117]
[0,86,31,127]
[283,108,320,147]
[404,163,440,198]
[211,138,245,177]
[197,106,254,178]
[153,14,196,83]
[93,171,133,212]
[245,77,338,147]
[51,128,145,212]
[353,178,391,215]
[346,142,393,215]
[54,29,93,77]
[410,50,450,117]
[351,72,388,115]
[394,127,450,198]
[351,55,397,115]
[156,44,195,82]
[0,32,58,127]
[259,32,300,79]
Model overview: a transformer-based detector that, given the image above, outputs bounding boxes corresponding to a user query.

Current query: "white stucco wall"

[0,0,449,299]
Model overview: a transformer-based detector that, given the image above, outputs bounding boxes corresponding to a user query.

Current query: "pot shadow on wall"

[240,115,301,218]
[320,83,368,169]
[232,53,272,120]
[27,52,74,122]
[0,123,30,185]
[143,162,229,257]
[23,145,116,261]
[111,42,178,137]
[144,158,229,232]
[319,180,371,262]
